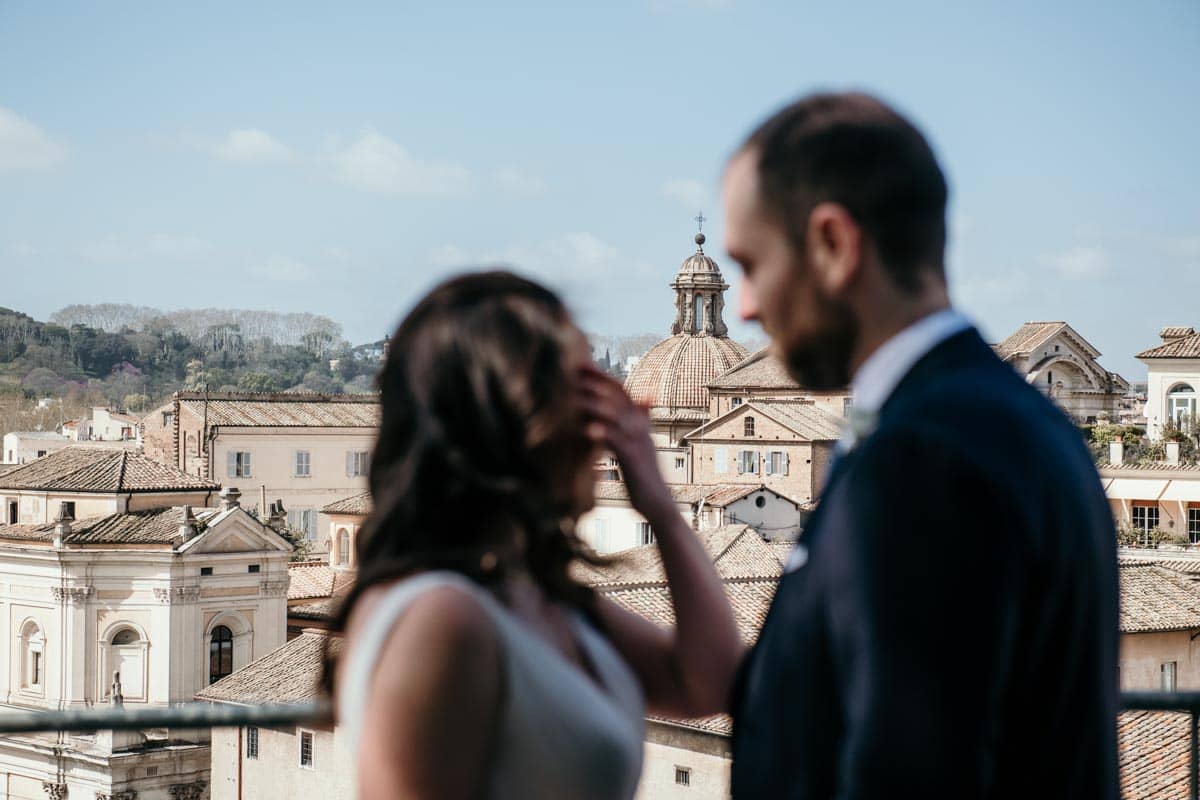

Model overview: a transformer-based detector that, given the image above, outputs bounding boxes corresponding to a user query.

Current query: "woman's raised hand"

[579,365,676,523]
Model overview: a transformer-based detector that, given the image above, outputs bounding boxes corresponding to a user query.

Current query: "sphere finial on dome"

[694,211,707,252]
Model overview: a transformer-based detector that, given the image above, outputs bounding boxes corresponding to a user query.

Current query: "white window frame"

[731,397,743,408]
[767,451,788,476]
[675,766,692,786]
[1190,508,1200,545]
[1132,504,1160,532]
[1168,383,1198,428]
[288,508,317,540]
[637,521,654,546]
[738,449,759,475]
[346,450,369,478]
[298,728,315,769]
[228,451,252,479]
[1162,661,1178,692]
[294,450,311,478]
[20,622,45,695]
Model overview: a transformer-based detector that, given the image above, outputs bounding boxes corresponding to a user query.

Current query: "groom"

[722,93,1118,798]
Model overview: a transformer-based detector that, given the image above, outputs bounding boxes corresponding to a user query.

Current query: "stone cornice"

[51,585,94,604]
[259,579,288,598]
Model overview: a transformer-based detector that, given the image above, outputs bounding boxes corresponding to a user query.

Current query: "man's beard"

[780,296,858,391]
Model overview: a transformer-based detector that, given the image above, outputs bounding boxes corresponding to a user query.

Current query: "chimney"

[1110,437,1124,466]
[1166,441,1181,465]
[219,486,242,511]
[54,502,74,547]
[178,505,198,542]
[268,499,287,530]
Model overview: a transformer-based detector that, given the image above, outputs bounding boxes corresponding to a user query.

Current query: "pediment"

[179,509,293,555]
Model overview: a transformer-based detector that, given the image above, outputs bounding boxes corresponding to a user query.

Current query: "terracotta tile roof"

[1119,710,1190,799]
[685,400,841,442]
[176,393,379,427]
[1119,563,1200,633]
[0,506,220,546]
[994,322,1067,359]
[1101,463,1200,473]
[290,597,340,620]
[582,524,783,587]
[322,491,372,515]
[195,630,338,705]
[288,562,355,600]
[600,578,777,646]
[625,334,749,411]
[0,447,219,493]
[1119,552,1200,575]
[1160,326,1196,340]
[1138,332,1200,359]
[707,348,804,390]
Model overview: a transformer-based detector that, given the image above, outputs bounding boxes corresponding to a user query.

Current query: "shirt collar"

[850,308,973,416]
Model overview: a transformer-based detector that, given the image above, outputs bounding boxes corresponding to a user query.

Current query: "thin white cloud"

[429,233,620,281]
[0,107,66,172]
[661,178,710,210]
[493,166,548,197]
[1041,245,1110,280]
[212,129,292,163]
[8,242,37,258]
[1159,235,1200,263]
[331,131,472,196]
[80,234,210,264]
[251,255,315,283]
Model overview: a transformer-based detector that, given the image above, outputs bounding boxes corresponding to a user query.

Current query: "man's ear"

[806,202,862,297]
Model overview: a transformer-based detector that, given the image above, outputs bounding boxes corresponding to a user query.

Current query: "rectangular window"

[36,450,47,458]
[6,500,15,525]
[346,450,369,477]
[675,767,691,786]
[674,457,685,470]
[1190,508,1200,545]
[200,566,213,576]
[767,451,788,476]
[714,447,728,475]
[246,725,259,759]
[294,450,311,477]
[228,451,252,478]
[1132,505,1160,532]
[738,450,759,475]
[60,501,75,518]
[248,564,261,573]
[843,397,853,416]
[288,509,317,540]
[162,411,174,427]
[299,730,314,768]
[593,518,609,552]
[731,397,743,408]
[1162,661,1178,692]
[31,651,41,687]
[637,521,654,546]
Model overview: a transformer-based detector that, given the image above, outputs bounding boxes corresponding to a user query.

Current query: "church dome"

[626,334,749,412]
[624,222,748,417]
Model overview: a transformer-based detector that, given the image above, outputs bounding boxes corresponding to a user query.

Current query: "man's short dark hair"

[741,92,948,291]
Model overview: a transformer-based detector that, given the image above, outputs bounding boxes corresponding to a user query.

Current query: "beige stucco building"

[994,321,1129,424]
[142,392,378,552]
[1099,463,1200,543]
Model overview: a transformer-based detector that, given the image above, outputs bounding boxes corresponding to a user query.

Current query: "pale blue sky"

[1,1,1197,379]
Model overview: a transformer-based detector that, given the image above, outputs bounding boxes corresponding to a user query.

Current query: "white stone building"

[2,431,73,466]
[0,479,291,800]
[994,321,1129,424]
[1138,326,1200,439]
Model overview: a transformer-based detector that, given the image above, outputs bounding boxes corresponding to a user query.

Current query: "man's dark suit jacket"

[731,328,1118,799]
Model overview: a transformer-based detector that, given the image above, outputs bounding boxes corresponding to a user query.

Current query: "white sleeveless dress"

[338,571,646,799]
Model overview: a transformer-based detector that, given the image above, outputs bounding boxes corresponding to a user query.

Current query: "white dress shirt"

[838,308,973,454]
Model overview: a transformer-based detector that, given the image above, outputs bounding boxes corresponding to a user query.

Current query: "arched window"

[111,628,139,646]
[209,625,233,685]
[744,416,755,437]
[1168,383,1198,427]
[21,622,44,691]
[337,528,350,566]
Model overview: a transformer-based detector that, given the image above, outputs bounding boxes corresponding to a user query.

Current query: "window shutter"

[715,447,727,474]
[751,451,759,474]
[736,451,745,474]
[244,452,251,477]
[346,451,353,477]
[783,451,789,475]
[227,451,236,478]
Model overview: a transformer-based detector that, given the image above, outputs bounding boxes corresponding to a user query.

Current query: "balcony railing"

[0,694,1192,798]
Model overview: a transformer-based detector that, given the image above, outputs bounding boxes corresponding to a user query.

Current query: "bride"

[327,271,744,799]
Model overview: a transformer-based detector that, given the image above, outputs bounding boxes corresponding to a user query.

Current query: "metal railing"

[0,694,1193,797]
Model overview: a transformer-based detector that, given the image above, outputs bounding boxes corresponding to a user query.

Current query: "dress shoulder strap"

[338,571,488,754]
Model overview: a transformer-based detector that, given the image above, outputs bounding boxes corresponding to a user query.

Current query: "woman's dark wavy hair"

[323,270,603,693]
